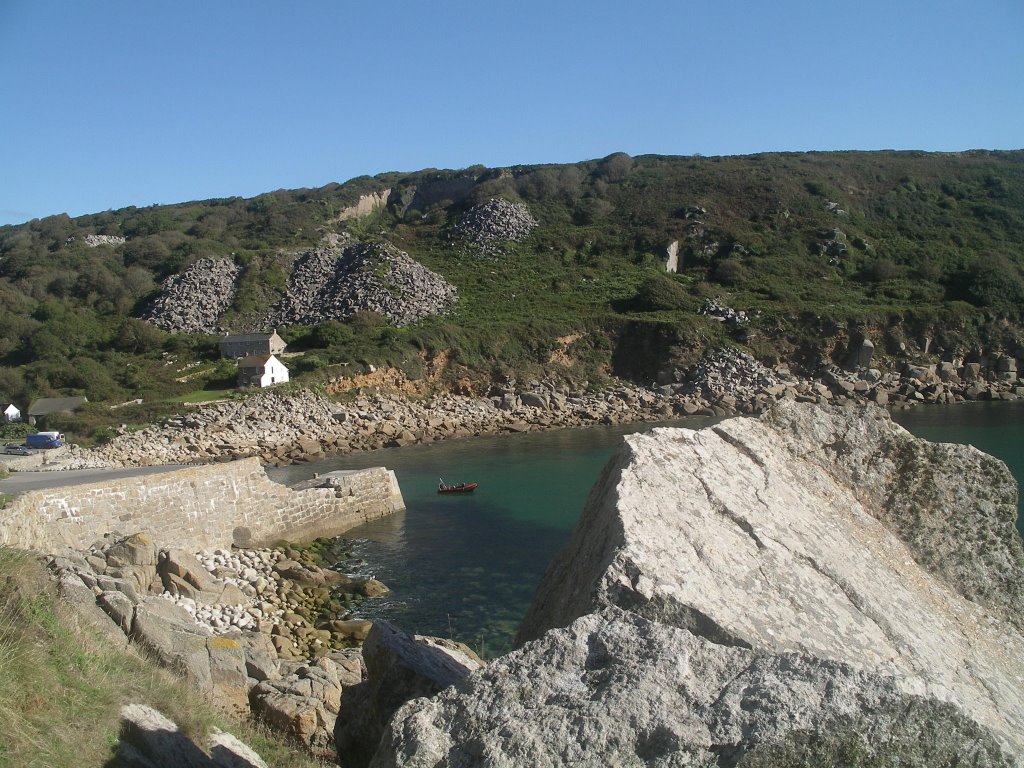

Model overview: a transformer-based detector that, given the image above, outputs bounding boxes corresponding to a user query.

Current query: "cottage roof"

[237,354,274,368]
[28,396,88,416]
[221,331,283,343]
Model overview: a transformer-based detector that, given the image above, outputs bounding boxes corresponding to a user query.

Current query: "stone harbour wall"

[0,458,404,553]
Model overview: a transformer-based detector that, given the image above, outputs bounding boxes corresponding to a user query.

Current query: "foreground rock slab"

[374,609,1013,767]
[116,703,266,768]
[379,403,1024,763]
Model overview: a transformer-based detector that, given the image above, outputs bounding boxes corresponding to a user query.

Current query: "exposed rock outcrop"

[116,703,267,768]
[270,243,456,328]
[394,176,477,216]
[337,190,392,221]
[142,257,240,334]
[664,240,679,273]
[250,653,363,757]
[50,532,382,759]
[83,234,126,247]
[336,621,483,768]
[377,403,1024,764]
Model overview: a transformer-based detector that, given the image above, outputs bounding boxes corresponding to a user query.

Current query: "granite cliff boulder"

[376,403,1024,765]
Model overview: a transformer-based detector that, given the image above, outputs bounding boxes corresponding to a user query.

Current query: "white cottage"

[3,404,20,423]
[237,354,289,388]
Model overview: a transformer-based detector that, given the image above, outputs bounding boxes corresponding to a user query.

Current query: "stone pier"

[0,458,405,552]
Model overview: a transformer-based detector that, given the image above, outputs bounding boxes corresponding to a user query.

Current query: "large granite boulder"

[373,609,1012,767]
[131,597,248,714]
[335,621,483,768]
[376,403,1024,764]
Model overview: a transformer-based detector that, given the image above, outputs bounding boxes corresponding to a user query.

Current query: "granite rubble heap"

[376,403,1024,765]
[142,257,241,334]
[676,347,792,401]
[83,234,126,247]
[270,242,457,327]
[698,297,751,327]
[451,198,538,251]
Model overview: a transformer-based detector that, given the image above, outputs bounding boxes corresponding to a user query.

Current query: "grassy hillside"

[1,150,1022,440]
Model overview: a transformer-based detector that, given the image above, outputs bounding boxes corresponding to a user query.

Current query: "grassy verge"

[0,547,327,768]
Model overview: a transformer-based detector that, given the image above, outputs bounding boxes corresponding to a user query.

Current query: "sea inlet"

[267,402,1024,657]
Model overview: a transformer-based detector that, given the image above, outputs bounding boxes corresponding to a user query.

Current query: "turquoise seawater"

[268,404,1024,656]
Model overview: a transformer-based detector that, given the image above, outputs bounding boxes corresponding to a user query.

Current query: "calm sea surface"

[267,403,1024,656]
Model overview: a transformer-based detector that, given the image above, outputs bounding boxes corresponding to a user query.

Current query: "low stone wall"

[0,458,404,553]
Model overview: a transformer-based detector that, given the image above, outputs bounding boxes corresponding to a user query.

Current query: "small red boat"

[438,479,478,494]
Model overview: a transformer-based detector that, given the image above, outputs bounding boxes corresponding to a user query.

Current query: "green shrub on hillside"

[0,423,34,441]
[633,274,694,312]
[960,252,1024,312]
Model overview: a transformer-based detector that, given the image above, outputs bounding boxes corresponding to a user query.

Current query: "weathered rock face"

[116,703,267,768]
[337,189,392,221]
[374,609,1013,768]
[271,242,456,328]
[378,403,1024,764]
[336,621,483,768]
[249,654,361,758]
[142,257,240,333]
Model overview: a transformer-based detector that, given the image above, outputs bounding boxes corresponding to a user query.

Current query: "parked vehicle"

[25,431,64,449]
[3,445,31,456]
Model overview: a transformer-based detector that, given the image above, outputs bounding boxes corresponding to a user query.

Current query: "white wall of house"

[3,405,21,423]
[257,357,289,388]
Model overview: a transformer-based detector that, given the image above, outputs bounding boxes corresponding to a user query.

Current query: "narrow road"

[0,465,190,494]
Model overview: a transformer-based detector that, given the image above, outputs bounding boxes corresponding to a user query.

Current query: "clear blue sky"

[1,0,1021,226]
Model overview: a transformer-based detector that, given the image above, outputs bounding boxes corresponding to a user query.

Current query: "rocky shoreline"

[20,345,1024,759]
[47,530,401,756]
[90,347,1023,469]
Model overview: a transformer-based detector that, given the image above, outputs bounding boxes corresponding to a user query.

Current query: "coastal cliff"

[374,403,1024,764]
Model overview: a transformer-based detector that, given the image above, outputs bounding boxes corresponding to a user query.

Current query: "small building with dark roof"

[220,330,287,360]
[27,396,88,425]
